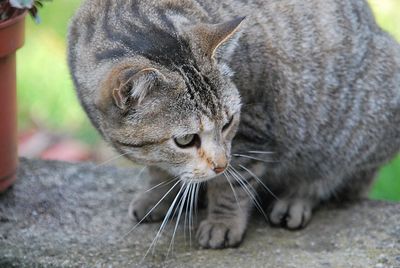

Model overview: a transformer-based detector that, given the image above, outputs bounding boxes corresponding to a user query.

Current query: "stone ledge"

[0,158,399,268]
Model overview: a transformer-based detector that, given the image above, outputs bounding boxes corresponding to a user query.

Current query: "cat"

[68,0,400,249]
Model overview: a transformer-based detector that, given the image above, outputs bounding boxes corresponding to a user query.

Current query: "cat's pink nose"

[213,166,226,174]
[213,154,228,174]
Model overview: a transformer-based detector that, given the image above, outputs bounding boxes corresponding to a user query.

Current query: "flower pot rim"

[0,9,26,57]
[0,10,27,30]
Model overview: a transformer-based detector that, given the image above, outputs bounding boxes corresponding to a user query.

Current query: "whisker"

[226,168,255,202]
[227,168,257,201]
[167,182,191,257]
[227,168,261,213]
[144,181,186,259]
[227,166,268,221]
[183,182,191,247]
[167,184,188,231]
[238,164,279,201]
[145,176,179,193]
[135,166,147,181]
[120,179,181,241]
[247,150,275,155]
[229,166,263,203]
[188,182,196,249]
[194,182,200,228]
[223,172,243,212]
[96,151,131,167]
[232,154,278,163]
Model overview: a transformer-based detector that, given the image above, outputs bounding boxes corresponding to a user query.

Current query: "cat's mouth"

[181,172,224,183]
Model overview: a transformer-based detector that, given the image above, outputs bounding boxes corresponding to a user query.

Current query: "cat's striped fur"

[68,0,400,249]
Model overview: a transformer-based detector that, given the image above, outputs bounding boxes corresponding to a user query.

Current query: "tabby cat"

[68,0,400,248]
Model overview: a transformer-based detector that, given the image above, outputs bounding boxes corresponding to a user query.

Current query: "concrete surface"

[0,158,399,268]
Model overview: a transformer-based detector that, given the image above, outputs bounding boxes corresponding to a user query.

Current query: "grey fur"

[68,0,400,249]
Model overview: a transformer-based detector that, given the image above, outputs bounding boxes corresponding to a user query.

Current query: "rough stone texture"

[0,158,399,268]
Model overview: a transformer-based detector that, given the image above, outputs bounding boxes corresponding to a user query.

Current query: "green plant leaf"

[9,0,34,9]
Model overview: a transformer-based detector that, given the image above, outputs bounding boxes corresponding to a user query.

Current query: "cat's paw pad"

[128,195,168,223]
[196,220,245,249]
[268,198,313,230]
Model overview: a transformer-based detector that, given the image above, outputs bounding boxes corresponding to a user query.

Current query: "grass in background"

[17,0,400,200]
[17,0,98,143]
[368,0,400,201]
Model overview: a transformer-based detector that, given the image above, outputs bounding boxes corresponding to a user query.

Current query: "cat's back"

[221,0,400,174]
[201,0,382,62]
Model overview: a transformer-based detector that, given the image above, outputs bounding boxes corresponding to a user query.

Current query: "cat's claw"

[128,194,169,223]
[196,219,245,249]
[268,198,313,230]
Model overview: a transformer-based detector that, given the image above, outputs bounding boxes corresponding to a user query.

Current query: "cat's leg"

[196,175,255,249]
[268,177,330,230]
[268,195,316,230]
[129,166,178,223]
[268,168,377,229]
[332,168,378,202]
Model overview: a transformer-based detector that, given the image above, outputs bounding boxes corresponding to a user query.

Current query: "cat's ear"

[111,67,162,110]
[97,65,164,112]
[193,17,245,59]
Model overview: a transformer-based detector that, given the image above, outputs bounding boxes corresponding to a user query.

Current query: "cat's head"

[95,18,244,182]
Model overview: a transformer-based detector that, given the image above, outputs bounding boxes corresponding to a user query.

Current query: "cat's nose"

[213,159,228,174]
[213,153,228,174]
[213,166,226,174]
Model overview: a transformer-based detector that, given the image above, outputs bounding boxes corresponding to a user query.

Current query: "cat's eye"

[174,134,200,148]
[222,116,234,132]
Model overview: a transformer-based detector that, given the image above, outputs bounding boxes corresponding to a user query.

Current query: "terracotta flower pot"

[0,11,26,193]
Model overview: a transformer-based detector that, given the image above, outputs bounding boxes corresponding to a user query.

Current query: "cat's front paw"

[268,198,313,230]
[128,194,169,223]
[196,219,245,249]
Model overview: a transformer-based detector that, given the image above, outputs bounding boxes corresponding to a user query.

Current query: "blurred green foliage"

[17,0,96,143]
[364,0,400,201]
[16,0,400,200]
